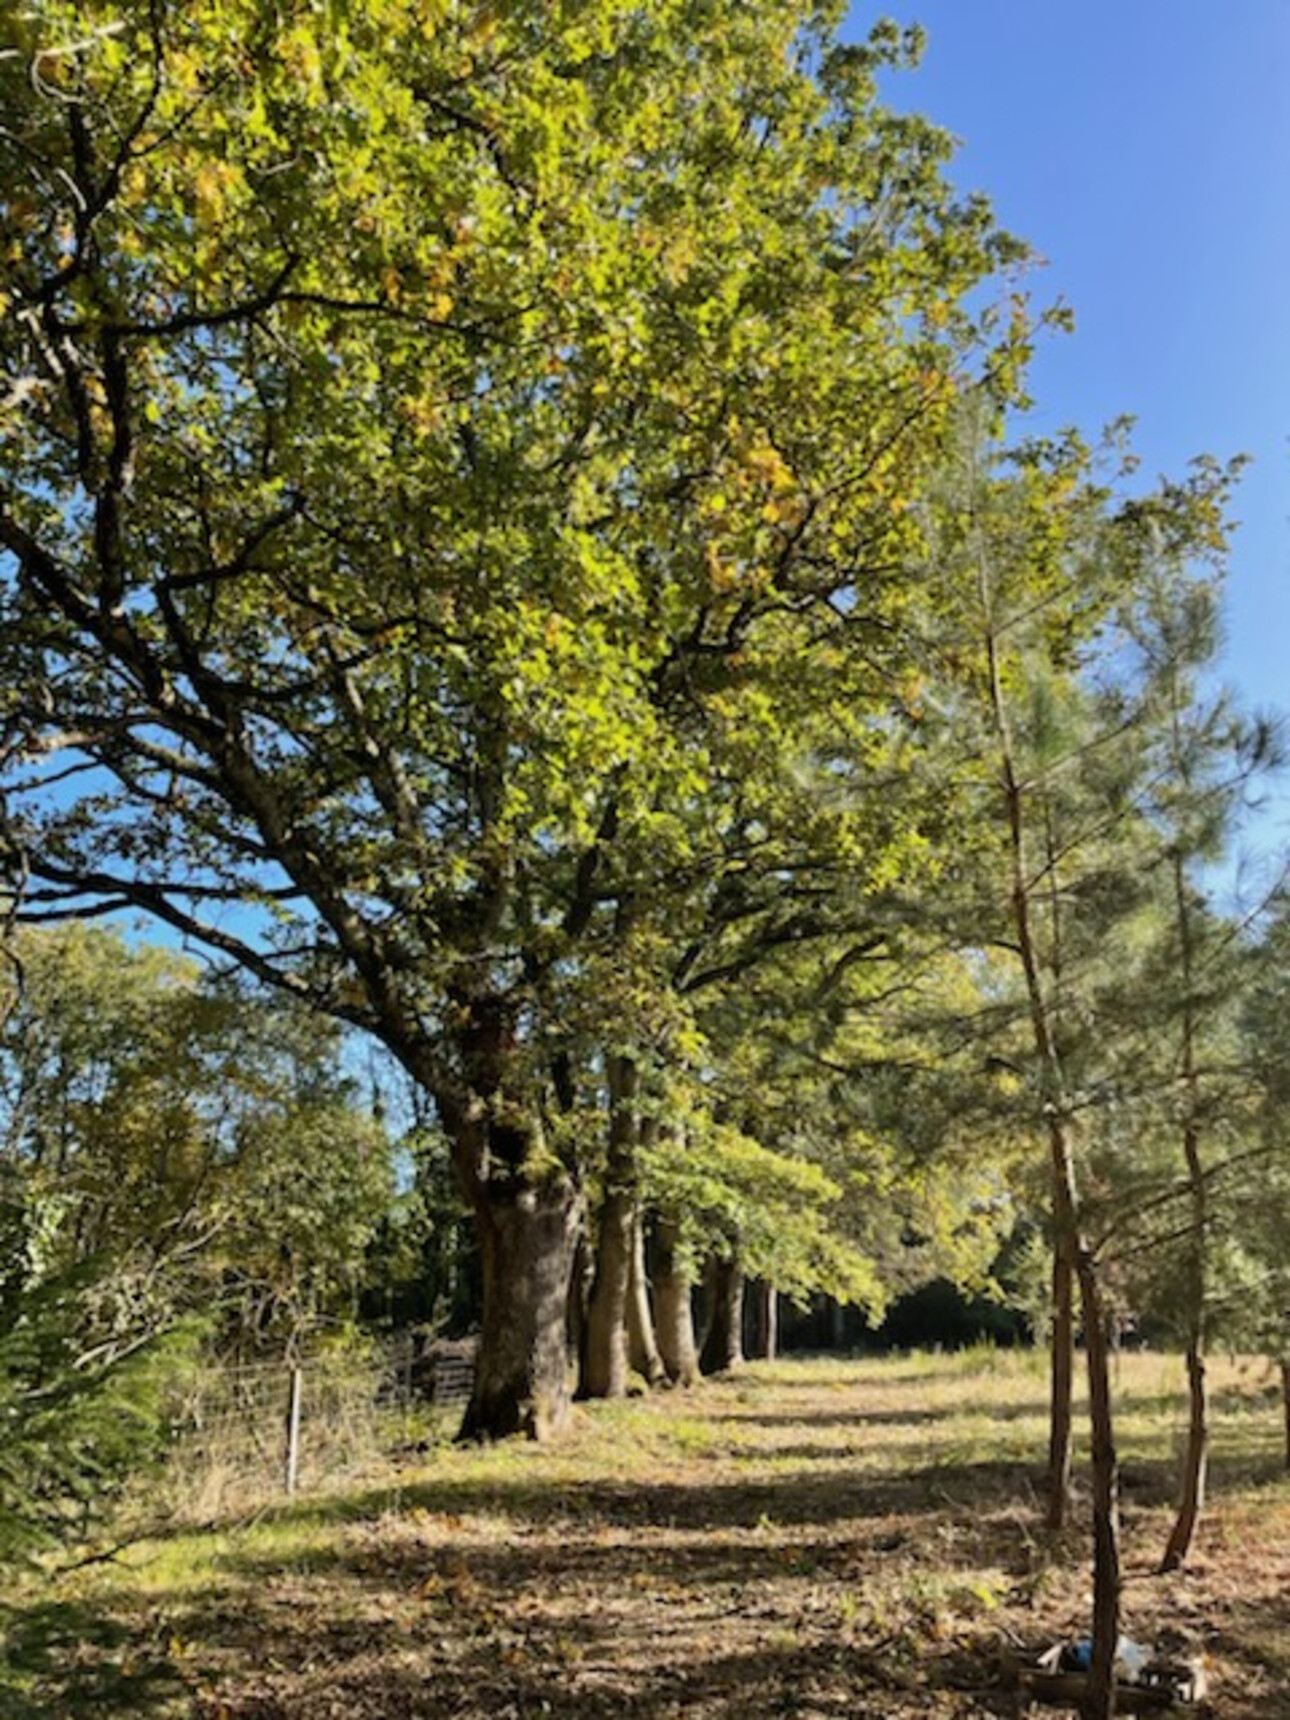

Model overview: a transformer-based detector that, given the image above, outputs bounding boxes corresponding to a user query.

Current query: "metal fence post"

[284,1366,303,1497]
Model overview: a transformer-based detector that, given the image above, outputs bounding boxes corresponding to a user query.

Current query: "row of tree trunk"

[545,1060,774,1413]
[580,1223,778,1399]
[448,1104,776,1442]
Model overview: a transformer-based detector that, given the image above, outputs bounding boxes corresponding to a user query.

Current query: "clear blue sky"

[853,1,1290,870]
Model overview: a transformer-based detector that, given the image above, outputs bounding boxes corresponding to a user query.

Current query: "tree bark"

[652,1214,700,1386]
[580,1056,637,1399]
[566,1225,593,1369]
[1162,1343,1207,1572]
[748,1280,778,1361]
[1282,1358,1290,1472]
[625,1206,667,1387]
[1047,1236,1075,1531]
[581,1189,632,1397]
[829,1298,845,1349]
[1161,850,1208,1574]
[457,1170,581,1441]
[700,1255,745,1375]
[439,996,580,1442]
[1161,1153,1207,1574]
[1074,1241,1122,1720]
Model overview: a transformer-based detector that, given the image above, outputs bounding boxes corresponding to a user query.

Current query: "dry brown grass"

[3,1349,1288,1718]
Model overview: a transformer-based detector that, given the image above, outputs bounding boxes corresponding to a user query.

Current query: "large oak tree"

[0,0,1019,1437]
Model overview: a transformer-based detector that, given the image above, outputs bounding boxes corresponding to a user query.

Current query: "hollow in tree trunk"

[700,1255,745,1375]
[652,1214,700,1386]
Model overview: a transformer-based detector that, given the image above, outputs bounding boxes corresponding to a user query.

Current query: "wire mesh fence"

[159,1335,476,1521]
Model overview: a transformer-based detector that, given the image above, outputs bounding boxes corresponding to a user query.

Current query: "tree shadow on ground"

[0,1595,184,1720]
[7,1369,1285,1720]
[710,1384,1278,1434]
[709,1400,1046,1430]
[1,1451,1046,1720]
[1207,1588,1290,1719]
[274,1433,1284,1543]
[281,1454,1043,1536]
[15,1535,1028,1720]
[1118,1442,1288,1510]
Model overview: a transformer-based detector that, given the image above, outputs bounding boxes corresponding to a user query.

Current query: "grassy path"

[3,1350,1289,1717]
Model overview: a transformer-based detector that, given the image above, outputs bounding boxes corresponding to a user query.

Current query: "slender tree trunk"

[694,1256,715,1357]
[1160,1115,1208,1571]
[1161,850,1208,1573]
[1047,1236,1075,1530]
[748,1280,778,1361]
[979,551,1119,1720]
[1043,796,1075,1535]
[652,1213,700,1386]
[625,1206,667,1387]
[566,1225,593,1369]
[700,1255,745,1375]
[581,1056,638,1399]
[1281,1358,1290,1472]
[1162,1341,1207,1571]
[1036,1062,1120,1719]
[1074,1240,1122,1720]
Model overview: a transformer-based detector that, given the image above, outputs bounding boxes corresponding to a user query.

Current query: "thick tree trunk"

[439,997,580,1443]
[581,1190,633,1397]
[580,1056,637,1399]
[1047,1235,1075,1531]
[652,1215,700,1386]
[829,1298,845,1349]
[626,1207,666,1387]
[700,1256,745,1375]
[748,1280,778,1361]
[458,1173,581,1441]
